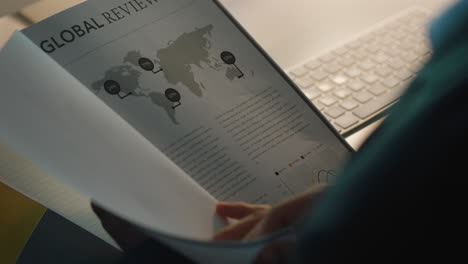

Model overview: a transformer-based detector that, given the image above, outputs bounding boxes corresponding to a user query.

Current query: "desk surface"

[0,183,45,264]
[0,0,456,262]
[225,0,455,68]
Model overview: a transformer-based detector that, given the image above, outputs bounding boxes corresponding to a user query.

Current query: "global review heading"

[40,0,160,54]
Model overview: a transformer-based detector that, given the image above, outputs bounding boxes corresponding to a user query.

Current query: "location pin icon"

[104,80,132,99]
[165,88,182,109]
[139,57,163,74]
[221,51,244,78]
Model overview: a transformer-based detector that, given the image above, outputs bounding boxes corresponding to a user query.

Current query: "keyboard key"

[345,68,361,78]
[312,100,325,110]
[332,126,343,133]
[368,83,387,96]
[290,66,309,77]
[404,35,418,45]
[380,37,396,47]
[398,51,415,63]
[339,57,355,67]
[319,96,338,106]
[392,30,407,40]
[406,24,422,34]
[352,51,367,60]
[388,59,406,70]
[360,35,377,44]
[382,77,400,88]
[372,53,389,64]
[422,53,432,63]
[295,77,315,88]
[305,60,321,70]
[402,52,419,63]
[333,47,348,56]
[414,11,428,18]
[334,88,352,99]
[414,44,431,56]
[396,69,414,81]
[353,88,402,119]
[324,63,341,74]
[409,35,425,44]
[320,54,336,63]
[331,75,348,85]
[346,40,362,50]
[408,60,425,73]
[353,91,373,103]
[335,114,359,129]
[304,89,321,100]
[316,82,335,92]
[398,41,416,50]
[401,79,413,90]
[384,48,401,57]
[359,60,375,71]
[348,80,365,91]
[376,66,392,77]
[401,24,414,33]
[326,107,345,119]
[400,13,412,21]
[365,44,380,53]
[340,99,359,111]
[309,70,328,81]
[361,74,379,84]
[373,28,387,37]
[385,21,400,31]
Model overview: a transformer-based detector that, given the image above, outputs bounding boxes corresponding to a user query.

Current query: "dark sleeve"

[290,21,468,264]
[116,239,195,264]
[90,203,195,264]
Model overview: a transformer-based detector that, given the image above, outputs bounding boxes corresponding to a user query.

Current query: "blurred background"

[1,2,84,263]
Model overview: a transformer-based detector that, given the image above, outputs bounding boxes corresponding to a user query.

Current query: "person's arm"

[213,184,328,241]
[91,184,328,264]
[213,184,329,263]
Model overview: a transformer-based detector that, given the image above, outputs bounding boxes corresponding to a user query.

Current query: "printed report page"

[22,0,351,204]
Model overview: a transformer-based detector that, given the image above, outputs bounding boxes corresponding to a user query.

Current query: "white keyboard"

[287,8,433,136]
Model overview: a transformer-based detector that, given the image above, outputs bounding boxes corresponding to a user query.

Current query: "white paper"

[0,32,222,240]
[0,141,117,247]
[151,227,296,264]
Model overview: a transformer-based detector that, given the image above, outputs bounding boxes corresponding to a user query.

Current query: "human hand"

[213,184,328,263]
[213,184,328,241]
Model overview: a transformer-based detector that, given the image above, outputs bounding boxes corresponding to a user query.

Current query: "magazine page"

[0,33,290,262]
[0,31,221,241]
[22,0,351,205]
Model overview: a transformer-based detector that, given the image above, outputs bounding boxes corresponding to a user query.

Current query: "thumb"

[216,202,270,219]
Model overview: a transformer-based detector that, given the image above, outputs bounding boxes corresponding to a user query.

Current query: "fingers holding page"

[216,202,271,219]
[213,202,270,241]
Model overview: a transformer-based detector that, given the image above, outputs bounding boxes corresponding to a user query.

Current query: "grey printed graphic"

[92,25,252,124]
